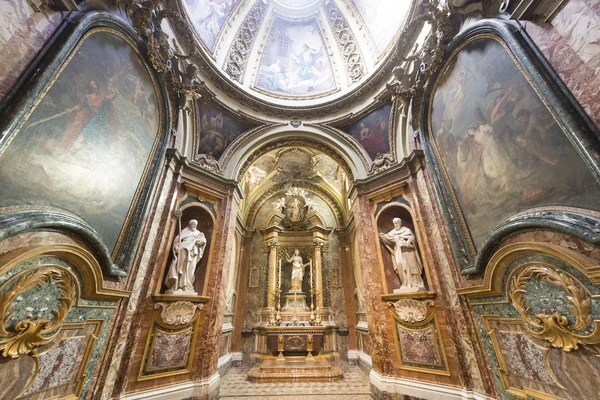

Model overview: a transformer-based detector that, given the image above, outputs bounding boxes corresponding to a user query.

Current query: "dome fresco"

[179,0,415,102]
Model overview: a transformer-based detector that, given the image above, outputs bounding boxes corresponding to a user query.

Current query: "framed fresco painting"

[0,13,169,276]
[423,20,600,275]
[343,100,394,160]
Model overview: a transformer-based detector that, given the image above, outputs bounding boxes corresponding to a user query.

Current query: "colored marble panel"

[522,0,600,129]
[196,100,251,159]
[149,328,192,370]
[343,101,392,160]
[25,337,85,395]
[0,30,161,254]
[495,332,553,384]
[255,17,336,97]
[429,37,600,249]
[397,325,440,366]
[184,0,240,49]
[0,1,63,102]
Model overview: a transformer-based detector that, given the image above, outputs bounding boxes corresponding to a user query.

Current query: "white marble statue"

[165,219,207,294]
[286,249,310,292]
[379,218,425,292]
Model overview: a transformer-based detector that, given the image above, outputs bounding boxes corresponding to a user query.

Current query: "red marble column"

[196,191,240,379]
[231,233,253,355]
[339,233,358,351]
[352,194,396,375]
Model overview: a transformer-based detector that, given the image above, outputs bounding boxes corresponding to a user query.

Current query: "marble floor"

[218,364,374,400]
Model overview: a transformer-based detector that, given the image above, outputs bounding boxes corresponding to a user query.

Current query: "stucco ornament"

[510,265,600,352]
[0,267,78,358]
[389,299,434,324]
[154,301,204,326]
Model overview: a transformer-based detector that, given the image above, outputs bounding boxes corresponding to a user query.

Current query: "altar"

[247,191,343,382]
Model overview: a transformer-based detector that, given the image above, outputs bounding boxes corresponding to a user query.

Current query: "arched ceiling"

[179,0,415,106]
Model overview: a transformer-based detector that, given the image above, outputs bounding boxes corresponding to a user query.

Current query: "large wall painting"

[0,0,64,102]
[429,37,600,250]
[196,100,251,158]
[184,0,240,50]
[255,17,337,98]
[350,0,411,55]
[343,101,392,160]
[0,29,161,255]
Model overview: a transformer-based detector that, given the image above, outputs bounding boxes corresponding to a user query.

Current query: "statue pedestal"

[393,286,425,294]
[282,291,309,310]
[165,289,198,296]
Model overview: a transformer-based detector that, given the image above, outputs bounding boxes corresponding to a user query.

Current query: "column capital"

[313,238,328,251]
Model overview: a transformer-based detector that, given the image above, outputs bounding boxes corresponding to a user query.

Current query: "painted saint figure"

[286,249,310,292]
[379,218,425,292]
[165,219,207,294]
[36,80,117,151]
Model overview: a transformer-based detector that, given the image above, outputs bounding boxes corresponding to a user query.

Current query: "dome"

[176,0,416,109]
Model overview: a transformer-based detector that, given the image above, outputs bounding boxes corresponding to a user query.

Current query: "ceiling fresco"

[179,0,415,103]
[350,0,412,55]
[243,149,347,195]
[255,17,337,98]
[184,0,240,49]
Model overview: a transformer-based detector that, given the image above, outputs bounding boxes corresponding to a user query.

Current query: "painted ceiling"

[181,0,413,102]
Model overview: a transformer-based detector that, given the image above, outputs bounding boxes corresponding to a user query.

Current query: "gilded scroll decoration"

[154,301,203,326]
[0,267,78,358]
[510,265,600,352]
[389,299,434,324]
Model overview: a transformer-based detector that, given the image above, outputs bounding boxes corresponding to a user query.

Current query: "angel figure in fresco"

[294,44,320,81]
[35,80,118,151]
[286,249,311,292]
[198,1,226,44]
[199,112,226,155]
[165,219,207,294]
[379,218,425,292]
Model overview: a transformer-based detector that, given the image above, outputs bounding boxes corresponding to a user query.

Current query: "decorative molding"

[509,265,600,352]
[0,266,78,358]
[193,153,222,174]
[154,301,204,326]
[369,153,394,174]
[223,0,269,83]
[388,299,434,324]
[323,0,366,84]
[119,372,220,400]
[370,369,496,400]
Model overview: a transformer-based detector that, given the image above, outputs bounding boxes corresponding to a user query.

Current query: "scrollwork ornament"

[0,267,78,358]
[154,301,203,326]
[389,299,434,324]
[510,265,600,352]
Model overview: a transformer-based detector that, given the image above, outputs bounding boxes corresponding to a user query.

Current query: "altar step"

[247,358,344,382]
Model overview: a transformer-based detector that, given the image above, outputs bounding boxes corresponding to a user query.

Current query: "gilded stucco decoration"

[509,265,600,352]
[223,0,269,83]
[154,301,204,326]
[323,0,366,84]
[388,299,434,324]
[0,267,78,358]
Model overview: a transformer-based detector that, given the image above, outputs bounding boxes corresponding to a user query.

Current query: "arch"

[219,124,371,180]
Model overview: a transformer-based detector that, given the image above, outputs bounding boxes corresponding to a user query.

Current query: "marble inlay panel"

[496,332,553,384]
[25,337,84,395]
[397,326,440,366]
[149,329,192,370]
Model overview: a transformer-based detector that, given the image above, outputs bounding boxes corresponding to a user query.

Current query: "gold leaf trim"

[0,267,78,358]
[510,265,600,352]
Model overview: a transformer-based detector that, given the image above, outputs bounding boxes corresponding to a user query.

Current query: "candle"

[310,259,313,289]
[278,258,282,288]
